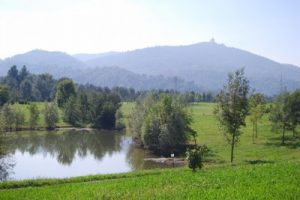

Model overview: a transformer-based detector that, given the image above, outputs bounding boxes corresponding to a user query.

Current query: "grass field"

[1,102,300,199]
[8,102,69,128]
[0,161,299,199]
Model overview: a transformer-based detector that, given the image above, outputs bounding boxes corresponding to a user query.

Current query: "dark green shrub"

[186,145,208,172]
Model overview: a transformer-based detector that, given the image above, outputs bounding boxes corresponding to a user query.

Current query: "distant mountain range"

[1,41,300,95]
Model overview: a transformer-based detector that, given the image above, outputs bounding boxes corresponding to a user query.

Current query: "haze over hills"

[0,49,87,78]
[85,41,300,95]
[1,41,300,95]
[0,50,197,92]
[73,52,120,62]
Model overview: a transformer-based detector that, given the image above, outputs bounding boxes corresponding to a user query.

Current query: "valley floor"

[1,102,300,199]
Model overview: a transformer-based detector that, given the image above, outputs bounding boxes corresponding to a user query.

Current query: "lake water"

[0,129,173,180]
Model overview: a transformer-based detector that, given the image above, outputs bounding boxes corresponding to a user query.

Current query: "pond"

[0,130,180,180]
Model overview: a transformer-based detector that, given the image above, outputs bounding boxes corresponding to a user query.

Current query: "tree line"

[0,66,121,131]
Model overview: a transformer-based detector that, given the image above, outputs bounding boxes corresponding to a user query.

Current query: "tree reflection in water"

[0,129,169,180]
[1,129,124,165]
[0,133,15,180]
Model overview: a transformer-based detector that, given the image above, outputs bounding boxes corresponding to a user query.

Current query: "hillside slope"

[86,41,300,94]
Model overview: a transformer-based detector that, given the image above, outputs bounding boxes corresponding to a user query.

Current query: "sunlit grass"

[0,161,299,199]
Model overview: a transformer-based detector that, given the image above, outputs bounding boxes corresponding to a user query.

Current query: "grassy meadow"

[0,160,299,199]
[1,102,300,199]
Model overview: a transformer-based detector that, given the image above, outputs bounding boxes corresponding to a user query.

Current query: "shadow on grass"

[245,160,275,165]
[265,135,300,149]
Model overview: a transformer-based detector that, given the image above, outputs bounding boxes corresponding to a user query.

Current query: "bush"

[186,145,208,172]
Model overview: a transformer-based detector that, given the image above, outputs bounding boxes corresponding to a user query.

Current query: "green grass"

[0,160,299,199]
[190,102,300,165]
[1,102,300,199]
[10,102,69,129]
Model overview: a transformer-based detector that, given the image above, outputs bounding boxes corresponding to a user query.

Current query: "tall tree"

[14,108,25,131]
[1,104,15,131]
[35,73,56,101]
[44,102,59,130]
[269,91,290,145]
[55,79,76,107]
[78,92,90,123]
[249,93,266,143]
[29,104,40,129]
[214,69,249,163]
[20,79,33,102]
[18,65,29,84]
[284,90,300,138]
[0,85,9,106]
[63,96,80,126]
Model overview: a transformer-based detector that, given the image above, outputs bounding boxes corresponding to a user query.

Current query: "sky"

[0,0,300,66]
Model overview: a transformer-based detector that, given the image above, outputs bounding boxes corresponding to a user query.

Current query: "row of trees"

[0,66,122,130]
[56,80,121,129]
[112,86,215,102]
[215,69,300,163]
[0,103,58,131]
[2,65,56,102]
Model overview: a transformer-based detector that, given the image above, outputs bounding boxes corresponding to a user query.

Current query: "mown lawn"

[0,161,299,199]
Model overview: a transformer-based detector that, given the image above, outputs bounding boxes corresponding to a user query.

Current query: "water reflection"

[0,134,15,180]
[0,130,169,180]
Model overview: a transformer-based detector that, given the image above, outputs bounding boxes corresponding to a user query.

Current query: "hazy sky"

[1,0,300,65]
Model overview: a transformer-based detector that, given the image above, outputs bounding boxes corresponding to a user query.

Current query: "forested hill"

[0,52,199,92]
[1,41,300,94]
[86,41,300,95]
[0,50,87,78]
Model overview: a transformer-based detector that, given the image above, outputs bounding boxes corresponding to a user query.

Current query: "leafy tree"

[285,90,300,137]
[78,92,90,123]
[249,93,266,143]
[115,108,125,129]
[35,73,56,101]
[63,96,81,126]
[0,85,9,106]
[44,102,59,130]
[55,79,76,107]
[29,104,40,129]
[20,79,32,102]
[130,93,195,153]
[7,65,19,82]
[186,145,208,172]
[18,65,29,84]
[92,101,120,129]
[14,108,25,131]
[214,69,249,163]
[269,91,290,145]
[1,104,15,131]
